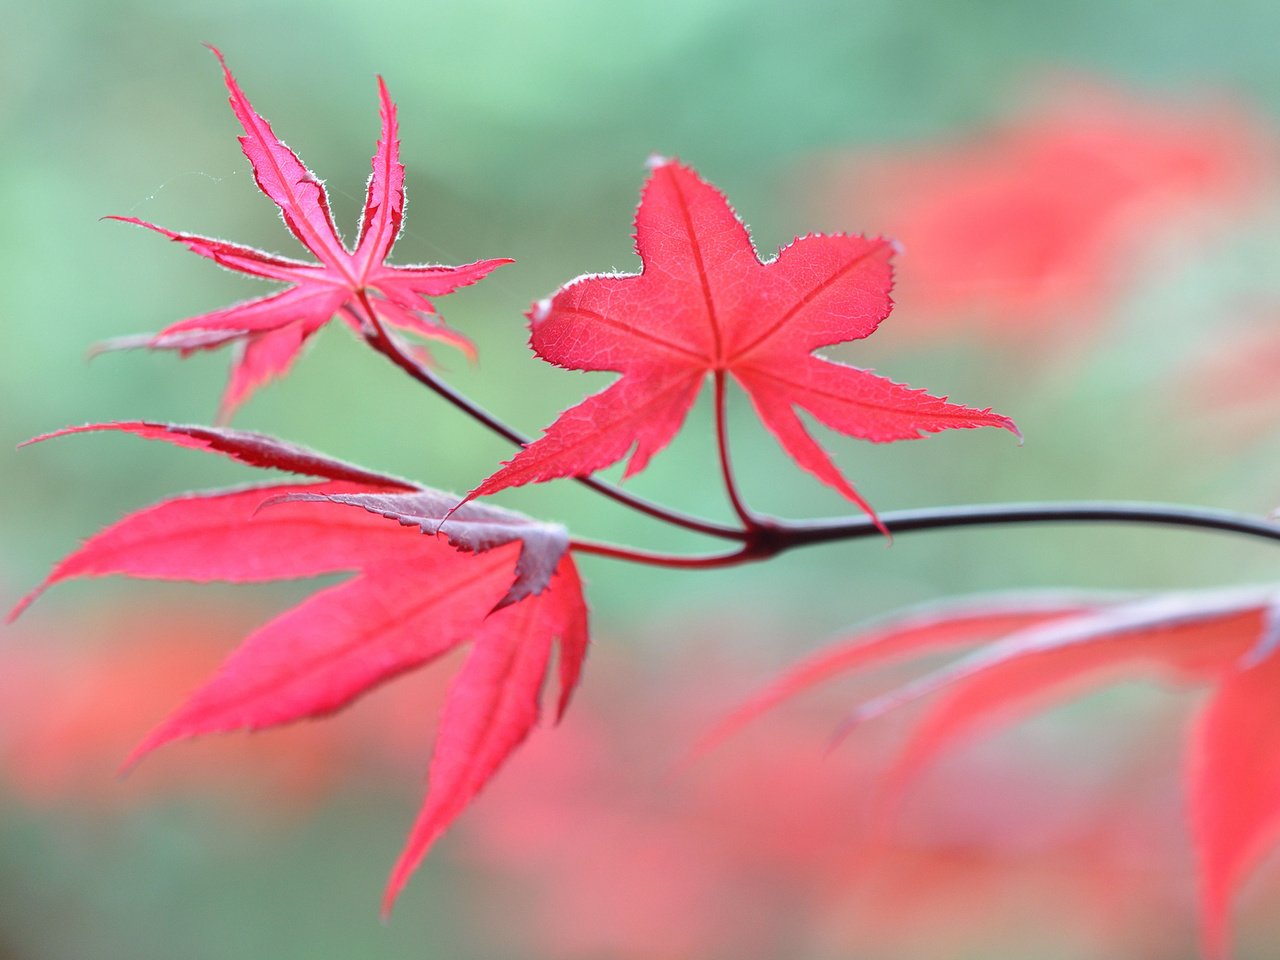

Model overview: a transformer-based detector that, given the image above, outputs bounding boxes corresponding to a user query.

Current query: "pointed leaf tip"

[204,42,230,73]
[16,421,414,489]
[118,728,173,776]
[5,590,39,624]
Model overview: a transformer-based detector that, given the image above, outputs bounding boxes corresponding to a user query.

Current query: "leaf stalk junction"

[361,311,1280,571]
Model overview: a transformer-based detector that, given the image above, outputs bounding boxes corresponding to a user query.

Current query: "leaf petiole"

[574,501,1280,569]
[569,538,755,569]
[713,371,763,530]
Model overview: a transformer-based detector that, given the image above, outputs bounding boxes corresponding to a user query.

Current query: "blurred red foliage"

[454,650,1204,960]
[1181,309,1280,446]
[808,80,1271,346]
[697,589,1280,959]
[10,604,1279,957]
[0,599,455,811]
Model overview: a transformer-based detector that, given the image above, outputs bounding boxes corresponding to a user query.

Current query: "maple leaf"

[104,45,510,421]
[706,586,1280,959]
[470,158,1017,523]
[9,422,588,911]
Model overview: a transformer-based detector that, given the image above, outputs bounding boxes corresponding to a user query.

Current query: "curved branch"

[713,371,760,529]
[570,538,752,569]
[349,296,1280,560]
[354,297,745,542]
[777,501,1280,550]
[577,501,1280,570]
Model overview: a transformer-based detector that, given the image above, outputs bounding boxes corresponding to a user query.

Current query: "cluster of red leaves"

[103,45,508,422]
[700,588,1280,959]
[7,422,588,911]
[811,82,1267,343]
[457,648,1200,960]
[7,41,1102,927]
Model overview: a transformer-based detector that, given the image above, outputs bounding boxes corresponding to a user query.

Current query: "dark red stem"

[778,501,1280,549]
[353,296,744,542]
[570,538,754,568]
[574,501,1280,568]
[352,299,1280,563]
[714,371,760,530]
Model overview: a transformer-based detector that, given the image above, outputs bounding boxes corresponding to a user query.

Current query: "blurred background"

[5,0,1280,957]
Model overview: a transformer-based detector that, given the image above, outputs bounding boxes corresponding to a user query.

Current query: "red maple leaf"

[471,158,1018,523]
[8,422,588,912]
[102,46,510,421]
[703,587,1280,959]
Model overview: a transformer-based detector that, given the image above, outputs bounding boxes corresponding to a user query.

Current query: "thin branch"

[348,297,1280,559]
[576,501,1280,570]
[352,294,745,542]
[570,537,753,569]
[777,501,1280,550]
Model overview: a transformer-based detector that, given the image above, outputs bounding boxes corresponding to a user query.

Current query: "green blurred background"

[5,1,1280,957]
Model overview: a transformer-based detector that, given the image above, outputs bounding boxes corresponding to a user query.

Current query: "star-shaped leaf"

[471,159,1017,523]
[105,46,509,420]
